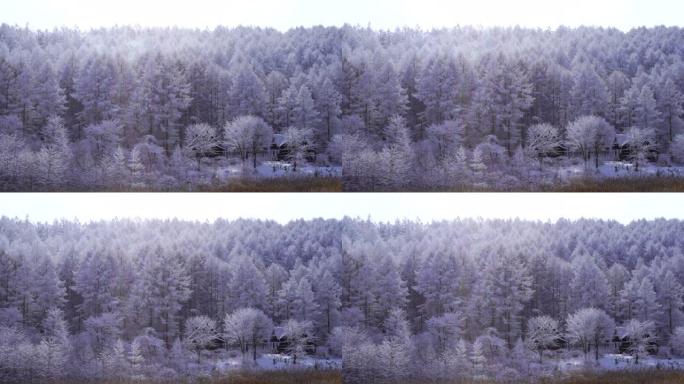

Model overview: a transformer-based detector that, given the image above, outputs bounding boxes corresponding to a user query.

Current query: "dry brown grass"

[44,370,341,384]
[69,176,342,192]
[17,175,684,192]
[538,370,684,384]
[436,176,684,192]
[200,370,342,384]
[195,177,342,192]
[36,370,684,384]
[542,177,684,192]
[391,370,684,384]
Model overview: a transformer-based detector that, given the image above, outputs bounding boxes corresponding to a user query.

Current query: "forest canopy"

[1,25,684,190]
[1,216,683,380]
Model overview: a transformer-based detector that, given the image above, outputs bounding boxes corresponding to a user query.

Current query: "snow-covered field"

[255,354,341,370]
[555,354,684,372]
[255,162,342,178]
[556,161,684,181]
[211,353,340,374]
[211,161,341,180]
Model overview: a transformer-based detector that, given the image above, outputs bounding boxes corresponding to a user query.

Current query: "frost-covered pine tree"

[635,85,660,131]
[378,309,411,380]
[314,77,342,143]
[32,61,66,130]
[568,256,610,312]
[671,326,684,356]
[128,338,145,374]
[635,277,660,322]
[373,62,408,129]
[427,119,464,163]
[654,270,684,337]
[229,259,268,311]
[606,70,631,128]
[294,85,320,131]
[131,247,191,345]
[312,268,342,336]
[470,338,487,373]
[37,308,70,379]
[481,252,533,346]
[378,115,413,189]
[35,116,71,188]
[128,146,145,184]
[106,146,129,187]
[264,263,288,321]
[277,83,298,129]
[443,145,468,184]
[73,55,119,126]
[229,64,266,119]
[416,53,460,127]
[74,252,119,321]
[656,78,683,145]
[168,338,186,372]
[453,338,470,373]
[130,55,191,154]
[671,134,684,164]
[42,308,70,347]
[569,62,609,119]
[102,339,128,378]
[469,147,487,177]
[427,312,463,354]
[264,71,288,128]
[415,252,462,320]
[607,263,630,320]
[511,337,530,373]
[619,83,641,128]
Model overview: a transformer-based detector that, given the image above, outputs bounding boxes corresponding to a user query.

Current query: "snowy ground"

[212,161,341,180]
[211,352,341,374]
[557,354,684,372]
[255,162,342,178]
[254,353,341,370]
[555,161,684,181]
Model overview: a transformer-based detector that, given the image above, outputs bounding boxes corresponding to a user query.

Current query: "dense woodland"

[1,217,683,382]
[1,25,684,190]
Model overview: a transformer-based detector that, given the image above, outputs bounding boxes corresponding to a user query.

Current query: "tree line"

[1,25,684,190]
[0,217,683,380]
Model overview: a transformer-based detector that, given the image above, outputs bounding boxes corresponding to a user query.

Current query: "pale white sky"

[0,193,681,224]
[1,0,681,31]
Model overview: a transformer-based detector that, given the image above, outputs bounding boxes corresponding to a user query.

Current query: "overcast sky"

[0,193,681,224]
[2,0,681,31]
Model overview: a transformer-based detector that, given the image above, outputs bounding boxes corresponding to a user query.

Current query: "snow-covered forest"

[2,25,684,190]
[1,216,684,382]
